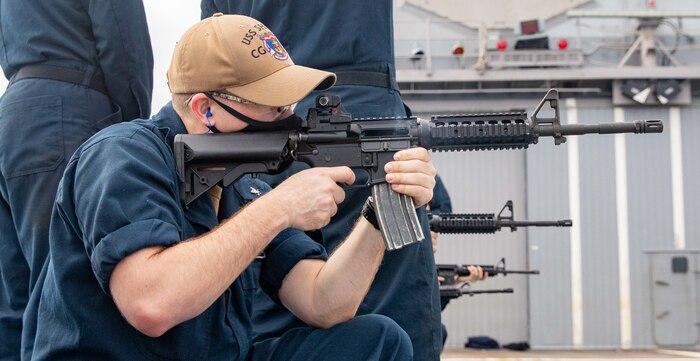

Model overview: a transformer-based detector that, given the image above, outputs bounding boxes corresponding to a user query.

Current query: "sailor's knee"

[351,315,412,360]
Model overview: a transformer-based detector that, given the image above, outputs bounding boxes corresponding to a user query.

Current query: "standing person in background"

[428,174,487,350]
[430,174,453,253]
[0,1,153,359]
[201,1,443,360]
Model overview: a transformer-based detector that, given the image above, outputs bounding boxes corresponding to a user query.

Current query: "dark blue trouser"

[0,78,121,361]
[441,323,448,350]
[250,314,412,361]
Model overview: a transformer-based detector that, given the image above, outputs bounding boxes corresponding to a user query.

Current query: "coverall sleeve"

[73,131,182,294]
[430,174,453,214]
[259,229,328,304]
[88,0,154,121]
[201,0,219,19]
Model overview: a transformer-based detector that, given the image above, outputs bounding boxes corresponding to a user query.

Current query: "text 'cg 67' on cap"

[167,13,336,107]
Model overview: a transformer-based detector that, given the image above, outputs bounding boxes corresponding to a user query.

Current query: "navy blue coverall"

[429,174,453,349]
[430,175,453,215]
[31,103,412,361]
[202,2,443,360]
[0,1,153,359]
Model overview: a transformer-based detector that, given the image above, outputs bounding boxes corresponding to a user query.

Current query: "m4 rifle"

[437,258,539,286]
[429,200,572,234]
[175,89,662,251]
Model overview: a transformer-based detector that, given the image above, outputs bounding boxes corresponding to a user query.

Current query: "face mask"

[205,93,302,133]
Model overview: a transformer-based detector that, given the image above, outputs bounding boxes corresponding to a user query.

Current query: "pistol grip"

[372,183,425,251]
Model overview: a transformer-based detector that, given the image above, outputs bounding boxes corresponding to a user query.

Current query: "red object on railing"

[558,38,568,50]
[497,39,507,51]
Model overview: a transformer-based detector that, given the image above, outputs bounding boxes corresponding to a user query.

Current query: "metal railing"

[488,49,584,68]
[395,49,583,71]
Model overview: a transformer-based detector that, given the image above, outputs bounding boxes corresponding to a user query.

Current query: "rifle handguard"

[372,183,424,251]
[430,214,498,234]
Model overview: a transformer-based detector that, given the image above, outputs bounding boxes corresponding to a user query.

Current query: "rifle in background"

[440,285,514,300]
[437,258,539,286]
[429,200,571,234]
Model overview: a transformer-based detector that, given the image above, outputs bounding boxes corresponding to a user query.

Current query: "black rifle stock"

[429,200,572,234]
[174,89,662,251]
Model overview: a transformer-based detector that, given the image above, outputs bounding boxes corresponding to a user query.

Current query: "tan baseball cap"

[167,13,336,107]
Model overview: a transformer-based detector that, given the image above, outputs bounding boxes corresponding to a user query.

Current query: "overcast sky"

[142,0,201,110]
[0,1,201,110]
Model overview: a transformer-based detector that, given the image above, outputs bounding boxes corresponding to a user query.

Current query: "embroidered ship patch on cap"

[260,33,289,61]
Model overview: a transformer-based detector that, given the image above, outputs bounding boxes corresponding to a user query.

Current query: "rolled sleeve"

[73,127,184,295]
[91,219,181,294]
[260,228,327,304]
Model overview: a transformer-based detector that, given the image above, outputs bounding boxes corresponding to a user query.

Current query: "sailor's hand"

[384,147,436,208]
[457,266,488,283]
[274,167,355,230]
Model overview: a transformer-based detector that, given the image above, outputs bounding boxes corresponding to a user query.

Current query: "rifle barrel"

[464,288,514,295]
[486,269,540,275]
[502,219,573,228]
[439,286,514,299]
[542,120,663,136]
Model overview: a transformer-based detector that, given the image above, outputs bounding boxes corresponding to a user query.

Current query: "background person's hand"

[457,265,488,283]
[431,231,439,253]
